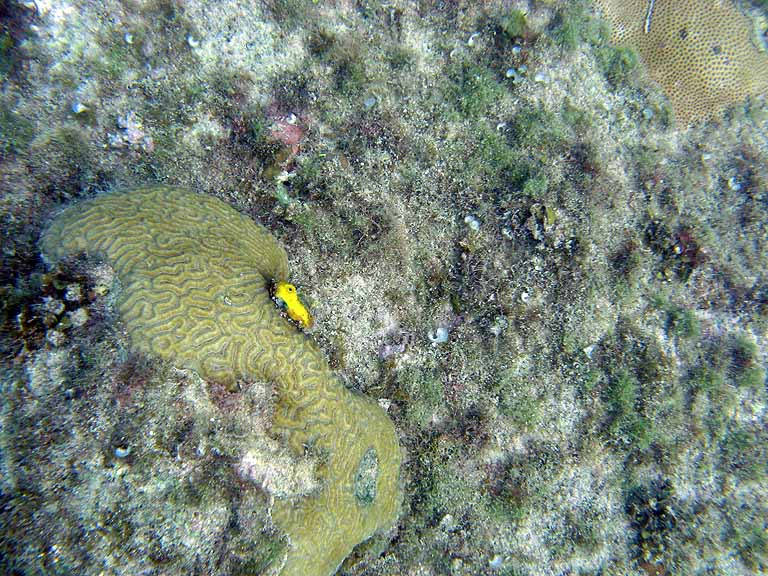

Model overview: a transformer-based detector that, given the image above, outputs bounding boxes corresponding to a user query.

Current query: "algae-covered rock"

[40,185,402,576]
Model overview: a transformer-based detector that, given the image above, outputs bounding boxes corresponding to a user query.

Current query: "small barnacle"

[464,214,481,231]
[114,445,131,459]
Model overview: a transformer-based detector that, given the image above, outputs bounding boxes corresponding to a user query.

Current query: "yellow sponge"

[594,0,768,124]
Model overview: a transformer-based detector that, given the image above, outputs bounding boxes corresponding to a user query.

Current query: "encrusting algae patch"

[39,186,402,576]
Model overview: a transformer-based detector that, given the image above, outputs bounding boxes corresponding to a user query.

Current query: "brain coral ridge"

[593,0,768,124]
[40,185,402,576]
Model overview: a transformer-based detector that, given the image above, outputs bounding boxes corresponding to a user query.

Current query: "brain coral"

[593,0,768,124]
[40,186,402,576]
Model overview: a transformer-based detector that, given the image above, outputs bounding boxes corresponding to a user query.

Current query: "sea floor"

[1,1,767,575]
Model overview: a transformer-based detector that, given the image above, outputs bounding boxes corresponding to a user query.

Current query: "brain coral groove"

[40,186,402,576]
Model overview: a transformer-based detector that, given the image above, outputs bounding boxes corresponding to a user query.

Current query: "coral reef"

[593,0,768,124]
[40,186,402,576]
[1,0,767,574]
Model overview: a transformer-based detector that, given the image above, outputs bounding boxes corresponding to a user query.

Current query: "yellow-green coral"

[593,0,768,124]
[40,186,402,576]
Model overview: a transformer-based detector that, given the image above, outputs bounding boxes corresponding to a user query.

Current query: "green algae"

[40,186,402,576]
[499,9,528,40]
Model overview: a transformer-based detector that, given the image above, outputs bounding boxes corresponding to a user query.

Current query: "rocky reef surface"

[1,1,767,575]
